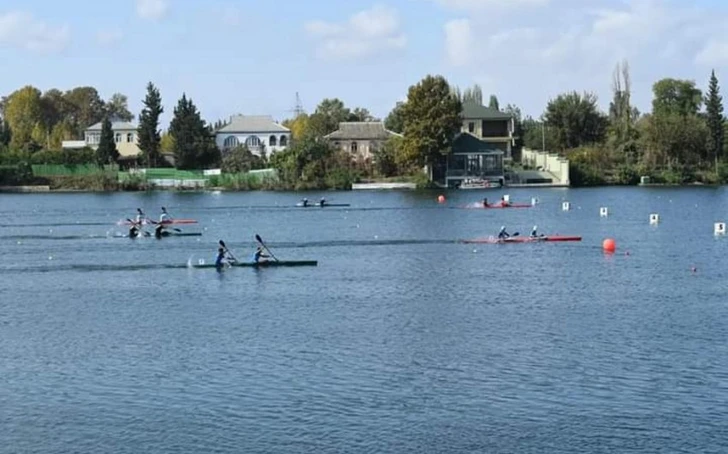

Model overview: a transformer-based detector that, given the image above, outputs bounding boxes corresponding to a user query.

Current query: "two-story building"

[214,115,290,156]
[324,122,401,160]
[431,102,515,188]
[62,119,142,162]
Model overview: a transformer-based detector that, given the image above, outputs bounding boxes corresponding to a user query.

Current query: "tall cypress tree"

[169,94,220,169]
[96,117,119,165]
[705,70,724,171]
[137,82,163,168]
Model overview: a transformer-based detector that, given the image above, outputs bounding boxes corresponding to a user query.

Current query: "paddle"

[255,234,278,261]
[219,240,237,262]
[126,218,149,237]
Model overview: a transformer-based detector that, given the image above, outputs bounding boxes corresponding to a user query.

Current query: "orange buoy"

[437,195,445,203]
[602,238,616,253]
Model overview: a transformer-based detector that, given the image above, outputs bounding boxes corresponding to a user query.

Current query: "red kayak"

[461,235,581,244]
[463,202,532,209]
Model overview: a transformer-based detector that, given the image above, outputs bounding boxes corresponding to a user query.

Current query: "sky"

[1,0,727,128]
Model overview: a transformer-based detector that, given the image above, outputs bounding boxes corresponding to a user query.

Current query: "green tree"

[399,75,462,170]
[169,93,220,169]
[372,135,403,177]
[607,61,640,163]
[63,86,106,135]
[705,70,724,170]
[4,85,43,150]
[384,102,405,133]
[544,91,608,150]
[503,104,524,155]
[488,95,499,111]
[641,113,707,169]
[105,93,134,122]
[651,78,702,117]
[221,146,266,173]
[0,118,10,146]
[160,131,175,154]
[49,120,76,150]
[96,116,119,165]
[463,84,483,105]
[313,98,350,134]
[348,107,375,122]
[137,82,164,167]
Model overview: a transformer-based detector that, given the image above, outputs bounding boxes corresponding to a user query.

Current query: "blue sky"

[1,0,727,128]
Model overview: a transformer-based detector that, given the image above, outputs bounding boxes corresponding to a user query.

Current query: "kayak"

[122,219,198,225]
[463,203,531,209]
[296,203,350,207]
[155,231,202,237]
[191,260,318,268]
[461,235,582,244]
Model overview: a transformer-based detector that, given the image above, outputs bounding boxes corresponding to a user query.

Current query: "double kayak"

[463,203,531,209]
[192,260,318,268]
[296,203,350,207]
[461,235,582,244]
[122,219,198,225]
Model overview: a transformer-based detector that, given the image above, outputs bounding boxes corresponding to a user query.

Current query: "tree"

[400,75,463,170]
[105,93,134,122]
[160,132,175,154]
[63,86,106,135]
[544,91,608,150]
[348,107,375,122]
[384,102,405,133]
[463,84,483,105]
[314,98,351,134]
[282,114,310,140]
[705,70,724,169]
[504,104,525,155]
[608,61,640,163]
[96,116,119,165]
[641,113,707,169]
[221,146,266,173]
[651,78,702,117]
[169,93,220,169]
[4,85,43,150]
[373,135,403,177]
[137,82,164,167]
[488,95,499,111]
[0,118,11,146]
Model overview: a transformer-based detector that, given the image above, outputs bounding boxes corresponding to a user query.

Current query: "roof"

[216,115,289,134]
[86,120,137,131]
[461,102,512,120]
[451,132,506,155]
[325,122,402,140]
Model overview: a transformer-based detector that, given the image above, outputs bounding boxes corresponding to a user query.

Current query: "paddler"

[253,246,270,263]
[498,226,510,239]
[301,198,309,207]
[159,207,171,223]
[319,197,326,207]
[530,225,542,238]
[500,196,510,207]
[129,224,140,238]
[135,208,145,224]
[215,247,228,269]
[482,198,489,207]
[154,223,168,238]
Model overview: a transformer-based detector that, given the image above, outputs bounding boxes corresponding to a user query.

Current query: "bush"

[569,161,606,186]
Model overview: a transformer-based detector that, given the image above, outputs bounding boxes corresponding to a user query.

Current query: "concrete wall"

[521,148,570,185]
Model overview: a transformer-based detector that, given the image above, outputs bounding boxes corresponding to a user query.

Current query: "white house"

[215,115,290,156]
[62,119,141,160]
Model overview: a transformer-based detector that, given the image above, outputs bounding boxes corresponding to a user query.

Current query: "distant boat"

[458,178,502,190]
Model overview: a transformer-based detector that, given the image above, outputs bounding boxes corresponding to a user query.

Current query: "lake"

[1,187,728,453]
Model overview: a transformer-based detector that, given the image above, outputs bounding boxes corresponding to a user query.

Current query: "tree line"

[2,61,726,187]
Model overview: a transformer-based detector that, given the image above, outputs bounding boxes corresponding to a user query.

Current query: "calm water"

[1,187,728,453]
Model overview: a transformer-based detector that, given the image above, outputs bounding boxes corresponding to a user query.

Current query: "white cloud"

[435,0,728,115]
[0,11,69,53]
[136,0,169,21]
[304,5,407,60]
[96,28,123,47]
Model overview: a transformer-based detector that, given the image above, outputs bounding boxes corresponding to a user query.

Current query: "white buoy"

[503,194,510,202]
[715,222,726,235]
[562,201,570,211]
[600,207,609,217]
[198,259,205,265]
[649,213,659,225]
[531,197,539,206]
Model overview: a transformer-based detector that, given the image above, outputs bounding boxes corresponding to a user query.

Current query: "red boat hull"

[461,235,582,244]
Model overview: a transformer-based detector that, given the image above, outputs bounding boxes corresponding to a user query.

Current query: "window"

[246,135,260,147]
[280,135,287,146]
[126,133,133,143]
[351,141,358,153]
[269,135,277,146]
[115,133,121,143]
[468,122,474,133]
[223,136,239,149]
